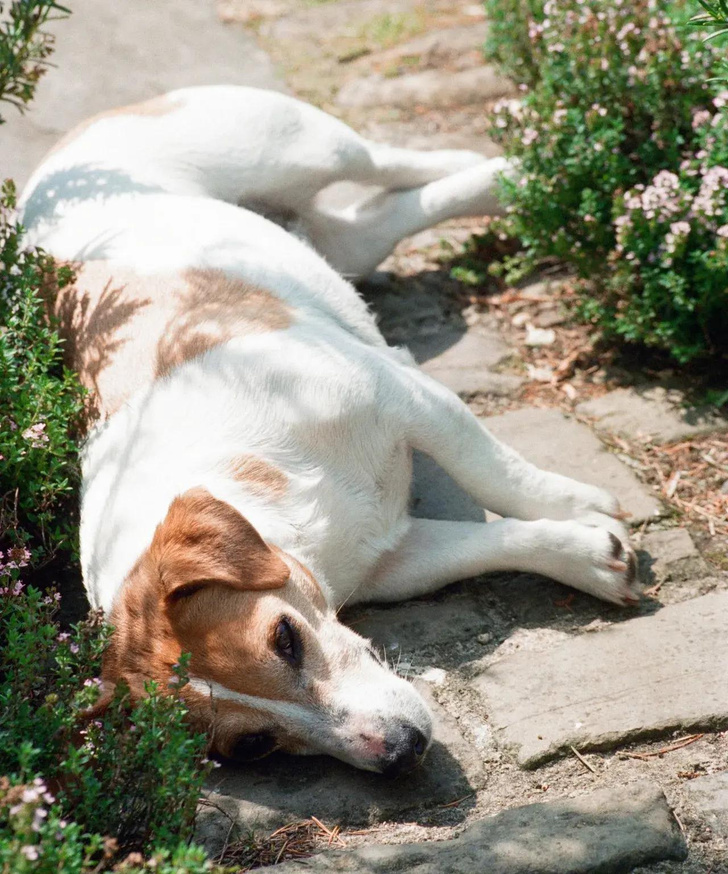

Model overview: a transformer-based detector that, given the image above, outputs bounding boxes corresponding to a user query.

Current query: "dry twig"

[570,745,598,774]
[618,734,704,761]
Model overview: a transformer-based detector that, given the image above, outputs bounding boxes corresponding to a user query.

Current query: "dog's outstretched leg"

[388,365,624,525]
[363,518,639,607]
[299,159,513,279]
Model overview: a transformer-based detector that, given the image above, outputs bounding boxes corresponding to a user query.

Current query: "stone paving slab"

[641,528,707,582]
[0,0,284,187]
[683,772,728,840]
[336,65,516,109]
[482,408,662,523]
[472,591,728,767]
[261,783,687,873]
[407,327,524,397]
[196,683,483,853]
[577,386,727,445]
[348,591,488,655]
[361,22,491,71]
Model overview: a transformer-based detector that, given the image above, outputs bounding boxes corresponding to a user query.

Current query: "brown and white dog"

[21,86,638,776]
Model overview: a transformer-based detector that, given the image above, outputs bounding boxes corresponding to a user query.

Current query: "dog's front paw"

[562,517,639,606]
[536,516,639,606]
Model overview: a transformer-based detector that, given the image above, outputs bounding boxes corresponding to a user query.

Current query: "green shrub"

[483,0,543,87]
[0,182,84,565]
[482,0,728,363]
[0,578,214,871]
[0,0,69,124]
[0,197,216,869]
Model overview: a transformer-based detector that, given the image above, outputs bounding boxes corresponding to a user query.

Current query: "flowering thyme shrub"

[0,181,84,565]
[0,580,213,871]
[484,0,728,362]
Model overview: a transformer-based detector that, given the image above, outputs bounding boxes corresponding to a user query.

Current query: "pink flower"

[22,422,48,448]
[692,110,712,130]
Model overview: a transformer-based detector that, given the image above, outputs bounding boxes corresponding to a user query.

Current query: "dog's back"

[22,87,417,614]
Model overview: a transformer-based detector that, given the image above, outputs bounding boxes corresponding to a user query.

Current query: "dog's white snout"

[338,671,433,770]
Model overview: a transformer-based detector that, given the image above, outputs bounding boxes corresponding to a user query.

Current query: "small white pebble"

[525,324,556,346]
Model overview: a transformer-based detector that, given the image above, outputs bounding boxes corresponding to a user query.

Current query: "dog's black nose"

[381,724,429,778]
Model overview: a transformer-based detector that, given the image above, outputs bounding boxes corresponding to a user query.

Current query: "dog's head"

[95,488,432,776]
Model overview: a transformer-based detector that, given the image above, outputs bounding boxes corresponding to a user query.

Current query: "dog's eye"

[274,618,301,667]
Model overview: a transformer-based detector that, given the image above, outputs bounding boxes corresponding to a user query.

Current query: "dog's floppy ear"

[152,487,290,602]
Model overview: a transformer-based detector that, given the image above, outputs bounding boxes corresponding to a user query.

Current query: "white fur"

[20,86,637,636]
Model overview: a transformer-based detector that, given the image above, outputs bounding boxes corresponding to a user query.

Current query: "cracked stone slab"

[641,528,707,582]
[196,684,482,854]
[347,591,489,655]
[471,591,728,767]
[261,782,686,873]
[407,328,524,397]
[336,65,516,109]
[482,408,662,523]
[684,772,728,840]
[577,386,728,445]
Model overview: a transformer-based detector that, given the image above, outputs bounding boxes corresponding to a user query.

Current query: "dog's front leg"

[364,518,638,606]
[394,366,625,526]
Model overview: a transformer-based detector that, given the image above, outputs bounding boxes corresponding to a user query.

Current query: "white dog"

[21,86,637,775]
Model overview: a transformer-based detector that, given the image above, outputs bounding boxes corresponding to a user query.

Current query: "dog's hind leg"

[363,518,639,607]
[297,158,512,279]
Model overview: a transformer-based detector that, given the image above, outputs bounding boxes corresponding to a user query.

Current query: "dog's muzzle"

[379,722,430,777]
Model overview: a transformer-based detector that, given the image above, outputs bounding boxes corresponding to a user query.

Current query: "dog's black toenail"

[608,532,622,559]
[626,550,637,584]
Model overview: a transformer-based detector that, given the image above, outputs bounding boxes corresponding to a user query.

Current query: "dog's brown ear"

[152,487,290,602]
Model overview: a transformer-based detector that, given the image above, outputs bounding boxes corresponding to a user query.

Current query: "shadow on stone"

[258,782,687,874]
[198,735,475,854]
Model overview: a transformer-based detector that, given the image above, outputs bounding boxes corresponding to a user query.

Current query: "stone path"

[578,388,728,446]
[472,592,728,767]
[261,784,687,873]
[7,1,728,871]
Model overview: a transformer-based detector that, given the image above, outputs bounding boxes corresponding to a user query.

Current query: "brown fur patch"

[102,491,289,700]
[99,490,330,757]
[155,269,291,377]
[228,455,288,498]
[47,263,292,427]
[156,488,290,597]
[45,95,181,159]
